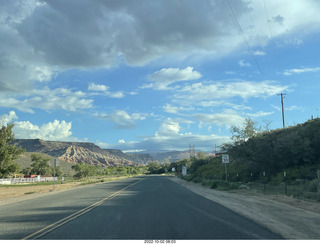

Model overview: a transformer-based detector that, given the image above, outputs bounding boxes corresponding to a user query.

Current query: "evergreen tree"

[0,123,25,178]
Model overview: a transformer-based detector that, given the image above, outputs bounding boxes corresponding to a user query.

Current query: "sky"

[1,0,320,153]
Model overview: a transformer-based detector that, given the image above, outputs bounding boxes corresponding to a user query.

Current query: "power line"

[227,0,264,76]
[189,144,195,158]
[263,0,273,39]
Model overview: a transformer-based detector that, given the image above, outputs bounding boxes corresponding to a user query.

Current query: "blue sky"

[1,0,320,152]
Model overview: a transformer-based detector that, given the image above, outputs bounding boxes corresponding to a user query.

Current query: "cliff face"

[13,139,152,167]
[58,145,135,167]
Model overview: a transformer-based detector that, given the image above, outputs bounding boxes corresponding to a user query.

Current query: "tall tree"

[0,123,25,178]
[231,118,258,144]
[30,154,52,175]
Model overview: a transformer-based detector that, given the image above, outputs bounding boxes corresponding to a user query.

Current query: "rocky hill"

[151,150,192,162]
[13,139,153,167]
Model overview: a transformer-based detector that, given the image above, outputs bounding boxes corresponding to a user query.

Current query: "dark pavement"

[0,176,282,240]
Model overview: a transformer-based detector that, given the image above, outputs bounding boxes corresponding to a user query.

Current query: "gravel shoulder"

[167,176,320,240]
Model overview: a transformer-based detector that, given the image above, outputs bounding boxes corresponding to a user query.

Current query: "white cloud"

[283,67,320,76]
[88,83,108,92]
[88,82,124,98]
[118,139,126,144]
[0,111,18,126]
[0,0,320,96]
[0,87,94,113]
[191,110,246,128]
[239,60,251,67]
[253,50,266,56]
[145,67,202,90]
[0,111,73,140]
[175,80,288,102]
[94,110,146,129]
[163,104,193,114]
[286,105,304,112]
[156,118,181,136]
[246,111,274,117]
[14,119,72,140]
[115,132,231,152]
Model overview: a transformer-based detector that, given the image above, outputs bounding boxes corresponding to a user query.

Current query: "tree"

[0,123,25,178]
[148,162,163,174]
[231,118,258,144]
[30,154,52,175]
[71,162,97,178]
[54,166,63,178]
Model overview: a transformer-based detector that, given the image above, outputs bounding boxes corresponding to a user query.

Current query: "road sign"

[172,167,175,172]
[51,158,60,167]
[222,154,229,164]
[182,166,187,176]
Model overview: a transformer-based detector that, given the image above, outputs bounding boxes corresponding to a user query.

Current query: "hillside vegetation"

[172,118,320,201]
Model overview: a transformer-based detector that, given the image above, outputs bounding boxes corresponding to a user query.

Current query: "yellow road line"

[21,177,145,240]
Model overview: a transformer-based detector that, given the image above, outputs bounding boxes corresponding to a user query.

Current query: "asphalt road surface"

[0,176,282,240]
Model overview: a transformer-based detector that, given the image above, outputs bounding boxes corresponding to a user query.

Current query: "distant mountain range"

[13,139,153,167]
[13,139,195,167]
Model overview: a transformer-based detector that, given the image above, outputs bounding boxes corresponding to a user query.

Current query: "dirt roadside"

[0,181,85,206]
[168,176,320,240]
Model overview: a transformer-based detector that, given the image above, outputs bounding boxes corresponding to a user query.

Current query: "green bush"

[210,180,239,191]
[308,179,320,192]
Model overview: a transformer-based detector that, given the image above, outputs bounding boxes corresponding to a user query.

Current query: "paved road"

[0,176,282,240]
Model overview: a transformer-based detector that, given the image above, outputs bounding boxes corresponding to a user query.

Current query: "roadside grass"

[180,176,240,191]
[180,175,320,202]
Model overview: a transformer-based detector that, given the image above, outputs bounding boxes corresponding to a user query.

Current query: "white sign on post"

[222,154,229,164]
[51,158,60,167]
[182,166,187,176]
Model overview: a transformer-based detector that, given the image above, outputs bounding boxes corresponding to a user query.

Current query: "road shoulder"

[167,176,320,240]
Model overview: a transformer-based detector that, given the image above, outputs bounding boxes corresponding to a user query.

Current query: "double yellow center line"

[22,177,145,240]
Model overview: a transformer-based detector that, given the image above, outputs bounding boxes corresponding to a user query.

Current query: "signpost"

[51,158,60,190]
[182,166,187,176]
[222,154,229,181]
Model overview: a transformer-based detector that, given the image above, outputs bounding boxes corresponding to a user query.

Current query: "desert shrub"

[210,180,239,191]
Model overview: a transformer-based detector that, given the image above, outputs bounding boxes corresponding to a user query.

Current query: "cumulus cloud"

[1,0,320,98]
[94,110,146,129]
[0,111,18,126]
[144,67,202,90]
[156,118,181,136]
[14,120,72,140]
[1,0,320,82]
[88,83,109,92]
[0,111,73,140]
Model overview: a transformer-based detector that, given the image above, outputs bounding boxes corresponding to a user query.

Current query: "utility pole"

[278,93,286,128]
[189,144,195,158]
